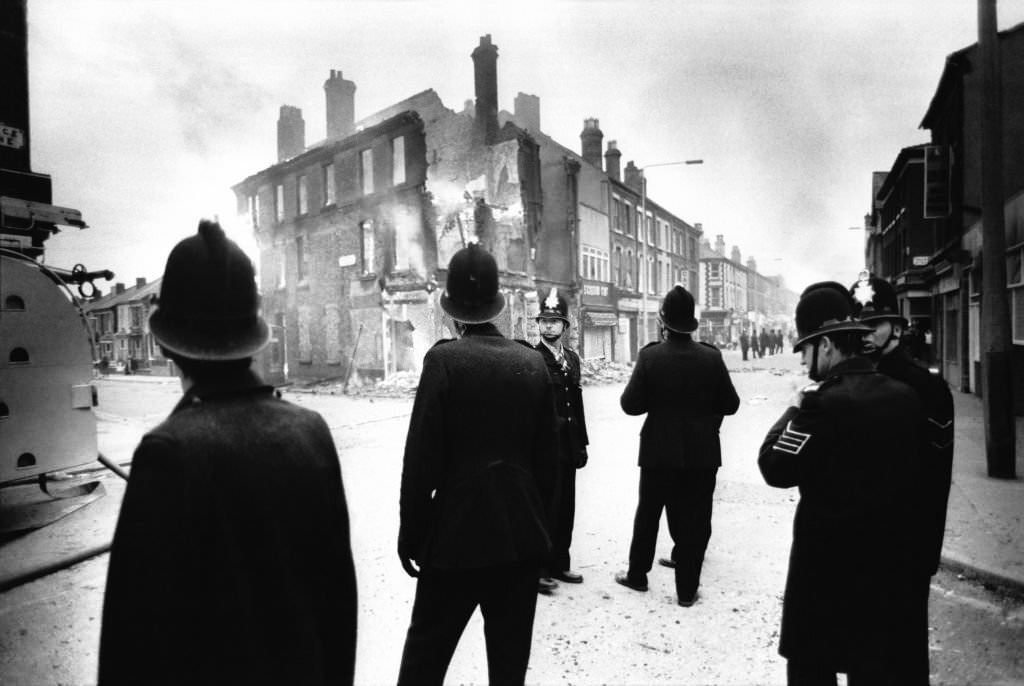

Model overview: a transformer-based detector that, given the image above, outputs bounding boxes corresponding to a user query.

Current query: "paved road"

[1,356,1021,685]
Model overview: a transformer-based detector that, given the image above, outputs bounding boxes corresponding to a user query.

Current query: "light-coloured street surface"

[1,351,1022,685]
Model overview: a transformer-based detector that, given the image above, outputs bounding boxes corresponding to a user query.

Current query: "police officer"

[533,287,590,590]
[850,272,954,685]
[616,285,739,606]
[397,244,559,685]
[100,220,357,685]
[759,281,922,684]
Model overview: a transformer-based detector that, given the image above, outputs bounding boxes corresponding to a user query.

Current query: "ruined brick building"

[233,36,543,384]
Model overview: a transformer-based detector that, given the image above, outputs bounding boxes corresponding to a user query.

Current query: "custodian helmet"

[849,271,906,325]
[792,281,872,352]
[439,243,506,324]
[659,285,699,333]
[536,287,570,326]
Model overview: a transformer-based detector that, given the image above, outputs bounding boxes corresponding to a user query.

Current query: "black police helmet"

[439,242,506,324]
[792,281,872,352]
[149,219,270,361]
[536,287,570,326]
[659,285,699,333]
[849,271,905,325]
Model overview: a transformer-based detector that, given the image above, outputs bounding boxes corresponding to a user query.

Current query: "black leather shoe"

[614,572,648,592]
[657,557,676,569]
[553,569,583,583]
[677,592,699,607]
[538,577,558,595]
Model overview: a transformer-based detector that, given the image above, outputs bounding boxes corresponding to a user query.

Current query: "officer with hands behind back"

[759,282,922,685]
[616,285,739,607]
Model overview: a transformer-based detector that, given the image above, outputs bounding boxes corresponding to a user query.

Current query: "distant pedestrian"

[851,272,954,684]
[760,328,770,357]
[616,285,740,606]
[758,281,921,684]
[773,329,783,354]
[397,244,559,685]
[750,328,761,358]
[99,220,357,686]
[534,287,590,591]
[739,330,750,361]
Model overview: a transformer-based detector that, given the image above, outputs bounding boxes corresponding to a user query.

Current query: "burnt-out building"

[232,35,543,384]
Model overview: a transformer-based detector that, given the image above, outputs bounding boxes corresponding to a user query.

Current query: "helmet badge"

[544,287,559,310]
[852,270,875,306]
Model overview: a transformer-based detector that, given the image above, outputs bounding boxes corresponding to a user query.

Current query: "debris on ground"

[579,357,633,386]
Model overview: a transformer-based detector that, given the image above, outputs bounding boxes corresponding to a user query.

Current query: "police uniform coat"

[399,324,559,569]
[620,337,740,469]
[877,347,954,576]
[99,369,357,686]
[534,342,589,463]
[758,356,921,670]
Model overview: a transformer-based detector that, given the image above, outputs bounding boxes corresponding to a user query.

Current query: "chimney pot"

[604,140,621,181]
[277,105,305,162]
[514,92,540,132]
[325,69,356,139]
[580,118,604,170]
[471,35,500,144]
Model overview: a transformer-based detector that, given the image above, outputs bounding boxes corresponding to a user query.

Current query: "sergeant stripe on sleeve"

[928,417,953,429]
[773,421,811,455]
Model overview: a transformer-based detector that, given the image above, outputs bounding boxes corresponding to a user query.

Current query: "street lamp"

[639,159,704,346]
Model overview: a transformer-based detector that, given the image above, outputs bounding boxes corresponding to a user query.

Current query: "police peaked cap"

[149,219,270,361]
[536,287,570,325]
[792,281,872,352]
[660,285,699,333]
[849,272,905,325]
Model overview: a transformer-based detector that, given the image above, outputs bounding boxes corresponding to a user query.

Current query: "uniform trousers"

[396,560,541,686]
[891,573,932,685]
[627,467,717,600]
[548,460,577,573]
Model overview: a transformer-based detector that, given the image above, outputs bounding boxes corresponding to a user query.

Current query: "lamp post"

[639,159,703,346]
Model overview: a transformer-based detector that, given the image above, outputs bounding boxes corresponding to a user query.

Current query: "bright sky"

[27,0,1024,295]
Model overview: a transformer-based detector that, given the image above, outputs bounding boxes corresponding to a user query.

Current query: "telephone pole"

[978,0,1016,478]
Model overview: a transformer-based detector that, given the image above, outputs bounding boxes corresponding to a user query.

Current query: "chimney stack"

[747,256,758,273]
[115,282,125,295]
[514,92,540,132]
[715,234,726,255]
[731,246,741,264]
[580,118,604,169]
[324,69,356,140]
[276,105,305,162]
[471,35,499,145]
[624,160,643,192]
[605,140,621,181]
[135,277,147,289]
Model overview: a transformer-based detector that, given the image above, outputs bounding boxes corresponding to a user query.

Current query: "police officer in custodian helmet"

[850,272,954,685]
[616,285,739,607]
[759,281,922,684]
[397,243,559,685]
[533,286,590,591]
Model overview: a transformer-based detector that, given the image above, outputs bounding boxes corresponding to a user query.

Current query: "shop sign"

[617,297,642,311]
[584,310,619,327]
[581,281,612,306]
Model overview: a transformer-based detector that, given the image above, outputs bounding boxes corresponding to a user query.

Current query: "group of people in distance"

[97,224,952,686]
[739,327,786,360]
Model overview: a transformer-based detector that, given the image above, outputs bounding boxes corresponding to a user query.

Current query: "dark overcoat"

[877,347,954,576]
[534,342,589,463]
[758,356,921,669]
[99,370,357,686]
[620,337,740,469]
[399,324,559,569]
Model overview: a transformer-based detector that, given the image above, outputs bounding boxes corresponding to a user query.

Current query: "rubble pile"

[579,357,633,386]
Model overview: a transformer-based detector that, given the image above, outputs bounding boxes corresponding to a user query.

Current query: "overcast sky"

[27,0,1024,295]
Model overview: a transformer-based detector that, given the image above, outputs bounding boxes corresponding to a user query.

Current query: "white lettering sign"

[338,254,357,268]
[0,124,25,150]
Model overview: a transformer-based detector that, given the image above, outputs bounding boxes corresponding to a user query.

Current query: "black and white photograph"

[1,0,1023,683]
